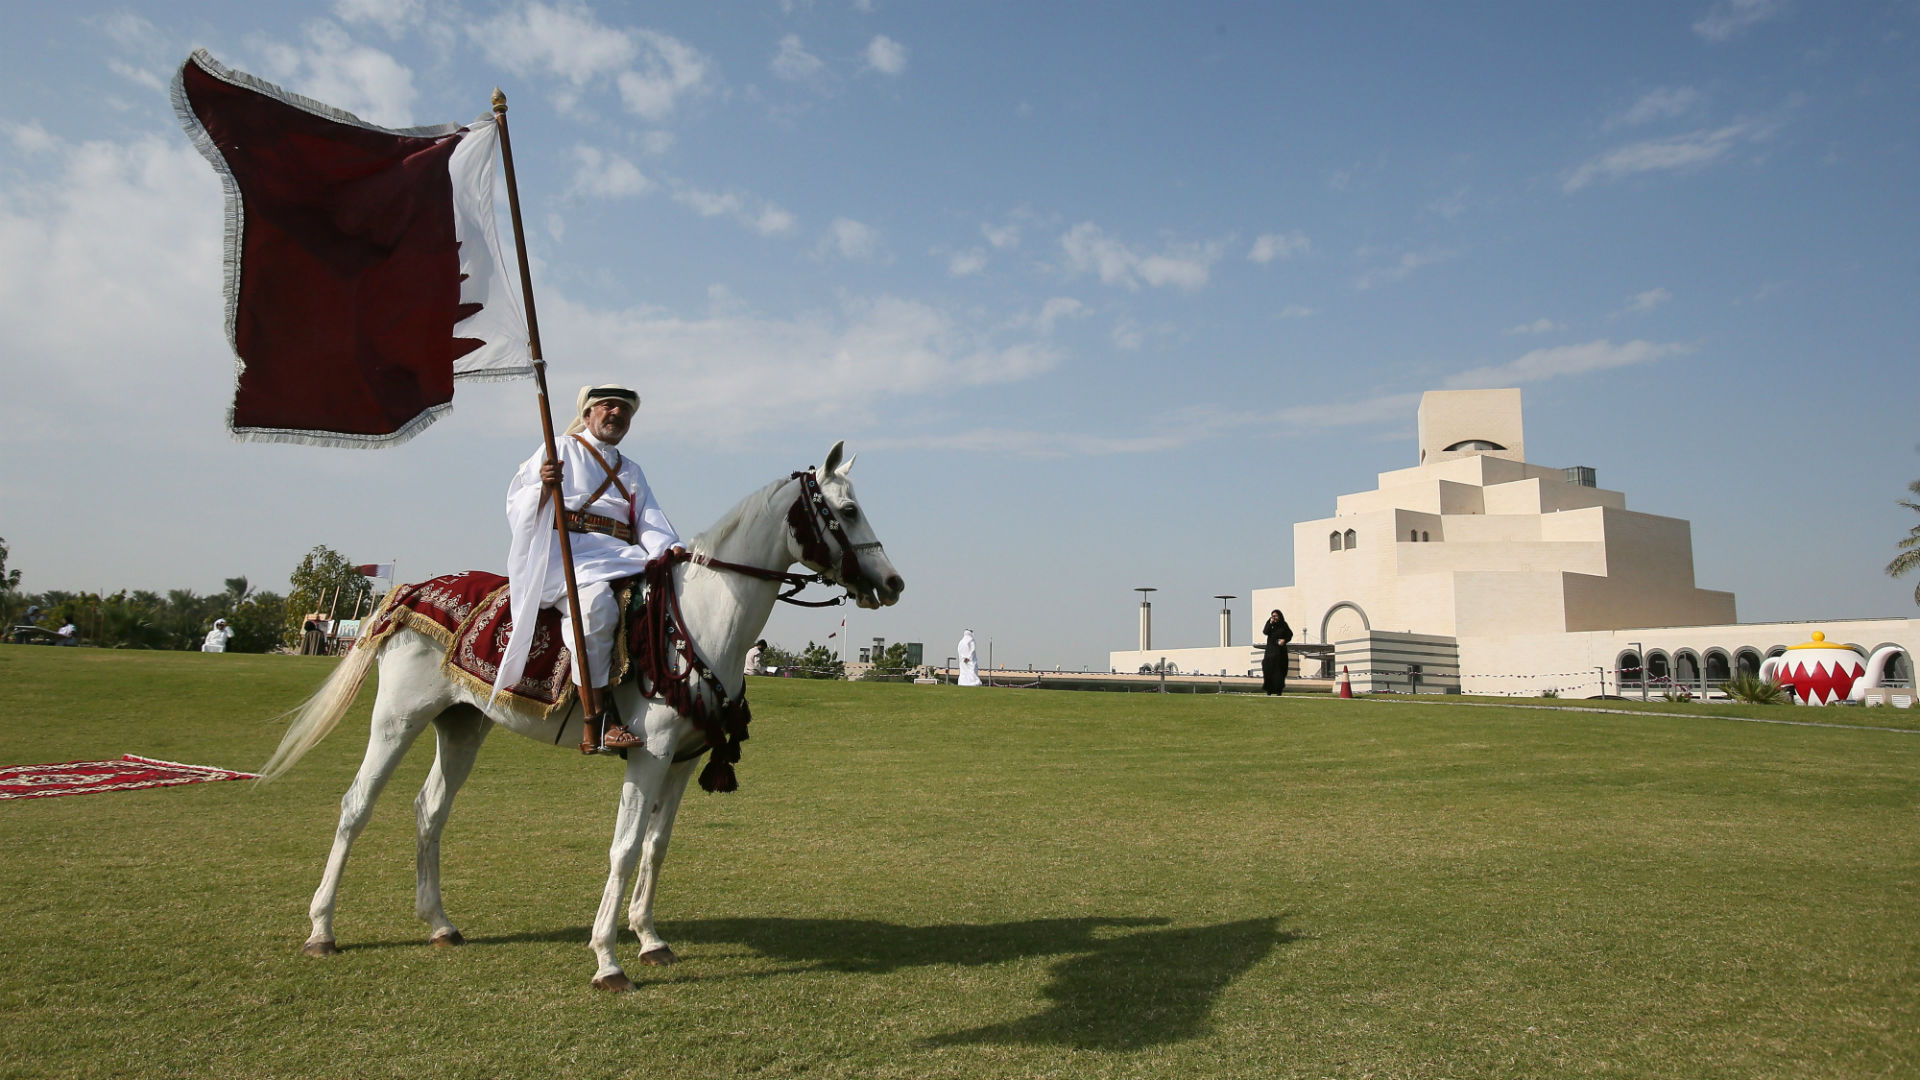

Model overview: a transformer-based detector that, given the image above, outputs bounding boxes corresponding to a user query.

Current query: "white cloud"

[1034,297,1087,335]
[1564,121,1770,192]
[866,427,1185,458]
[1694,0,1790,42]
[865,35,908,75]
[540,292,1058,436]
[0,133,227,445]
[1279,304,1316,319]
[1354,249,1455,290]
[946,248,987,276]
[253,21,420,127]
[822,217,884,261]
[1426,188,1469,220]
[1443,339,1692,389]
[5,121,57,155]
[471,5,709,122]
[1061,222,1223,292]
[108,58,167,93]
[567,145,652,199]
[982,222,1020,249]
[772,34,825,82]
[335,0,424,37]
[1608,86,1701,129]
[617,31,712,121]
[1274,392,1423,430]
[1111,319,1144,350]
[1249,231,1311,264]
[672,185,795,236]
[1617,287,1673,314]
[1506,317,1565,335]
[472,3,637,86]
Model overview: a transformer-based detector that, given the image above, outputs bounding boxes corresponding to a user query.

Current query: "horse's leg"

[305,688,437,955]
[629,757,698,965]
[414,705,491,946]
[588,737,675,991]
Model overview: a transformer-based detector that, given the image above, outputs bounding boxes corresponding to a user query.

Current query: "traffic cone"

[1338,666,1353,698]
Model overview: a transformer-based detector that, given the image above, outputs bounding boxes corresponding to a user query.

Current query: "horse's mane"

[689,473,795,560]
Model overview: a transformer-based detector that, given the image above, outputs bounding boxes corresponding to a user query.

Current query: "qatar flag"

[172,50,532,447]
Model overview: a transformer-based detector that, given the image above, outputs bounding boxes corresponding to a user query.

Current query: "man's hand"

[541,459,563,487]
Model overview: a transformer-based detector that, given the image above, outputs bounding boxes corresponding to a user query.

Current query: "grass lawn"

[2,645,1917,1079]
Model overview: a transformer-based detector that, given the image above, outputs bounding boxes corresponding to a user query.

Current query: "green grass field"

[3,646,1917,1079]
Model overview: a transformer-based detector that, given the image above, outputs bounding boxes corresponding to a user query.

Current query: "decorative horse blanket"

[359,564,749,790]
[357,571,629,719]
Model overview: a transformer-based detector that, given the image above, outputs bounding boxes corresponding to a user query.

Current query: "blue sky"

[2,1,1916,669]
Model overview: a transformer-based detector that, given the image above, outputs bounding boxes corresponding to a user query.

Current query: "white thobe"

[494,433,680,698]
[744,645,764,677]
[958,632,981,686]
[201,626,233,652]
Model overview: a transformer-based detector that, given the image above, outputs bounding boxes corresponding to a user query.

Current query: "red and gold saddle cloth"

[357,571,629,719]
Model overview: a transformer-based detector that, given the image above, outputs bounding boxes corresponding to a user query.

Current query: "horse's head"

[792,441,904,610]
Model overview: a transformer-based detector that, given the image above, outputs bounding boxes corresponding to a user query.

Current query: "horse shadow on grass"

[663,914,1298,1051]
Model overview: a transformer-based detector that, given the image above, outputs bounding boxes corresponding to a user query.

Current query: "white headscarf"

[562,383,641,436]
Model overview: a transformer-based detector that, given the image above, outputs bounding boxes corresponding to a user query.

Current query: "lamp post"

[1215,595,1236,648]
[1135,588,1156,651]
[1629,641,1645,702]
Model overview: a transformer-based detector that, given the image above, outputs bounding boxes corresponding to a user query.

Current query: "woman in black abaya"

[1261,609,1293,696]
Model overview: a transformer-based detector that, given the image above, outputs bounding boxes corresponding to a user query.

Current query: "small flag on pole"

[172,50,532,447]
[356,563,395,579]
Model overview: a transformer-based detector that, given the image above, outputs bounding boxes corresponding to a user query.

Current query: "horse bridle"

[682,468,883,608]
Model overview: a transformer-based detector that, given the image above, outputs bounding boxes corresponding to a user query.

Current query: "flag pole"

[491,89,599,725]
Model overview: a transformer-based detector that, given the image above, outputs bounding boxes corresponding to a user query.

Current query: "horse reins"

[681,468,883,608]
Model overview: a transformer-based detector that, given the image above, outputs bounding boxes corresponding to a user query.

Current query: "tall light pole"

[1135,588,1156,651]
[1215,595,1237,647]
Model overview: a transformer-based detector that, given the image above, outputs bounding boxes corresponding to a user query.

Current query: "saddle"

[359,562,750,791]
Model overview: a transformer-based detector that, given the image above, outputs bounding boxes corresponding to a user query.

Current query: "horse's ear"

[836,452,857,477]
[822,440,845,477]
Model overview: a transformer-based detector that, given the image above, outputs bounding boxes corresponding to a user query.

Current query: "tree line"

[1,539,377,654]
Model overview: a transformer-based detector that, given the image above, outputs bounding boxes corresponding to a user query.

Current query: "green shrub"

[1724,671,1788,704]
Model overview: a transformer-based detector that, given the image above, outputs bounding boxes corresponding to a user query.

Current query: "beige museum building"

[1112,389,1917,700]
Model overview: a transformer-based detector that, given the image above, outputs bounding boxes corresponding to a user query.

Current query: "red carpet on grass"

[0,755,259,800]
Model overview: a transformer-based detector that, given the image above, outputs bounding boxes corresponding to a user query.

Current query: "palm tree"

[1890,479,1920,605]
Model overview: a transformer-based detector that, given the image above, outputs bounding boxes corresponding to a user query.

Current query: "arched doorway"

[1321,602,1370,646]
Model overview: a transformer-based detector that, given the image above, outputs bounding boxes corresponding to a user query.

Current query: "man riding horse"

[496,384,683,754]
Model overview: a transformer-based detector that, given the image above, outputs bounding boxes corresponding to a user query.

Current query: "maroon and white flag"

[172,49,531,447]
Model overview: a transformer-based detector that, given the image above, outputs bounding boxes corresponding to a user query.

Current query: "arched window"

[1735,649,1762,678]
[1410,529,1419,542]
[1704,651,1730,682]
[1675,652,1701,685]
[1329,531,1342,552]
[1646,651,1671,681]
[1617,651,1643,686]
[1443,439,1506,452]
[1344,528,1357,550]
[1421,531,1430,542]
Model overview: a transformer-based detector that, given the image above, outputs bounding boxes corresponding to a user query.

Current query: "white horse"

[258,442,903,991]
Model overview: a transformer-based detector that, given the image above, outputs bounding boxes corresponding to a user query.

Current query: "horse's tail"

[257,634,382,784]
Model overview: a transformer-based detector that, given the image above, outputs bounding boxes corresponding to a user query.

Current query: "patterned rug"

[0,755,259,801]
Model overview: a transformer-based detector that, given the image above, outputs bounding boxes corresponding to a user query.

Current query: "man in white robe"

[201,618,234,653]
[957,629,982,686]
[495,384,682,753]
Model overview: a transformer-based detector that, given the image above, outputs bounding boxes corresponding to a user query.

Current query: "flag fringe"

[229,404,452,449]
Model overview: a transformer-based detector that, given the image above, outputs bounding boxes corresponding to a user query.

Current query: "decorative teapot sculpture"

[1758,632,1906,705]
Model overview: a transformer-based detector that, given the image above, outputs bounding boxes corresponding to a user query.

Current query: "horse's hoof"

[302,939,339,957]
[639,946,678,966]
[430,929,465,947]
[591,971,636,993]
